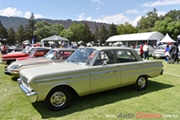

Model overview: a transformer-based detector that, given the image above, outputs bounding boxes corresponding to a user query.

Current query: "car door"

[115,50,143,86]
[89,50,121,94]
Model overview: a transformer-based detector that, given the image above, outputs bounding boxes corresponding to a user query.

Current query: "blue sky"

[0,0,180,26]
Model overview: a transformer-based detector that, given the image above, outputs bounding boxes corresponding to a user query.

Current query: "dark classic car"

[18,47,163,111]
[5,48,75,77]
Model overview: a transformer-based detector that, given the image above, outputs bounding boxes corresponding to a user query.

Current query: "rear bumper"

[17,78,37,103]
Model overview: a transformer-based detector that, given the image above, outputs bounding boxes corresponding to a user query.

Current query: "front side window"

[93,50,115,66]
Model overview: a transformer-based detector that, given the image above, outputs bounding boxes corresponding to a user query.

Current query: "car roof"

[83,46,131,51]
[52,48,76,51]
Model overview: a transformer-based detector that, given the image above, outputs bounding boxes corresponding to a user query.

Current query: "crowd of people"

[164,43,179,64]
[139,42,179,63]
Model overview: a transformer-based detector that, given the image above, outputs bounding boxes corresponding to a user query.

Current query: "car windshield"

[157,45,166,50]
[22,47,32,54]
[135,45,140,49]
[44,50,57,59]
[67,47,97,64]
[29,49,36,57]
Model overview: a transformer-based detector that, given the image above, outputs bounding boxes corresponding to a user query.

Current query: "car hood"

[17,56,31,61]
[20,62,88,80]
[13,57,52,67]
[2,52,27,58]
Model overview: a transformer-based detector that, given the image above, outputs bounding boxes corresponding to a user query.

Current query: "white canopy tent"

[106,31,164,46]
[159,33,176,43]
[41,35,69,47]
[177,35,180,39]
[106,31,164,42]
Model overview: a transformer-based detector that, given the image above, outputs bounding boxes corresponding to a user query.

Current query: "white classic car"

[18,47,163,111]
[5,48,75,77]
[152,44,167,58]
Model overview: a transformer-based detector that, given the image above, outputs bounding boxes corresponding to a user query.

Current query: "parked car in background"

[5,48,75,77]
[18,47,163,111]
[16,48,50,61]
[1,47,49,65]
[152,44,167,58]
[134,45,154,56]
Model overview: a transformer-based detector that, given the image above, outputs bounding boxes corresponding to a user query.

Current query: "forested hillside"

[0,15,111,33]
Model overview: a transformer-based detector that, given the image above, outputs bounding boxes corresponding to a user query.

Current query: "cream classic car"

[5,48,75,77]
[18,47,163,111]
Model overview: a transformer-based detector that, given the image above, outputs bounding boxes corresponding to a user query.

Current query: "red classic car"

[2,47,50,65]
[16,48,50,61]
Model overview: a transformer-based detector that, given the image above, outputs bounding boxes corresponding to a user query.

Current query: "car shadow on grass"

[32,80,173,119]
[11,76,19,81]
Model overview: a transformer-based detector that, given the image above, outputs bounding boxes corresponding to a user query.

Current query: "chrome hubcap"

[138,77,146,88]
[50,91,66,107]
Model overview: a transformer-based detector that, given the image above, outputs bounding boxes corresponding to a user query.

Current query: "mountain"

[0,15,111,33]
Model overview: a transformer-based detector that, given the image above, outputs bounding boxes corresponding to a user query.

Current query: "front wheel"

[134,76,147,90]
[45,87,72,111]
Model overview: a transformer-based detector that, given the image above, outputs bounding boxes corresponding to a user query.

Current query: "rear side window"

[115,50,137,63]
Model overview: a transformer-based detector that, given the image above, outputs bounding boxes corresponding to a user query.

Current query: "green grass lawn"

[0,59,180,120]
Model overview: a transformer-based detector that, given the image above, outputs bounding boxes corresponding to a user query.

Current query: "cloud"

[77,13,134,25]
[0,7,23,17]
[131,16,142,26]
[24,11,44,19]
[143,0,180,7]
[90,0,103,4]
[77,13,86,20]
[126,9,141,14]
[0,7,44,19]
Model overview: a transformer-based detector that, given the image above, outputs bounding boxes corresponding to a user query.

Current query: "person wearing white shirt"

[143,42,149,60]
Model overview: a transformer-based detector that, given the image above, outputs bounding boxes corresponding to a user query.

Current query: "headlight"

[9,64,20,70]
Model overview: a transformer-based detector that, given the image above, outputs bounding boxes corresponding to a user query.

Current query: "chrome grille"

[20,75,29,87]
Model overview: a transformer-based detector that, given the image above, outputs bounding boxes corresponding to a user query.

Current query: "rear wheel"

[45,87,72,111]
[134,76,147,90]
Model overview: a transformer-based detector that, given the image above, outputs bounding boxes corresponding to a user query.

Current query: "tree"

[60,29,74,41]
[34,21,54,41]
[0,21,8,44]
[137,8,159,32]
[153,17,180,40]
[93,26,100,43]
[8,27,16,45]
[108,23,118,37]
[16,24,25,43]
[82,22,93,43]
[51,24,65,35]
[117,22,137,34]
[67,23,86,42]
[99,25,109,43]
[164,9,180,21]
[25,13,36,42]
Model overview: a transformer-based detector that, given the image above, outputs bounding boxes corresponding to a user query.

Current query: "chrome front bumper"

[17,78,37,103]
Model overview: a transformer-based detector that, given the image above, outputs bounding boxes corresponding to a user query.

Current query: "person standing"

[169,43,179,63]
[1,44,7,54]
[140,44,144,58]
[164,44,171,63]
[143,42,149,60]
